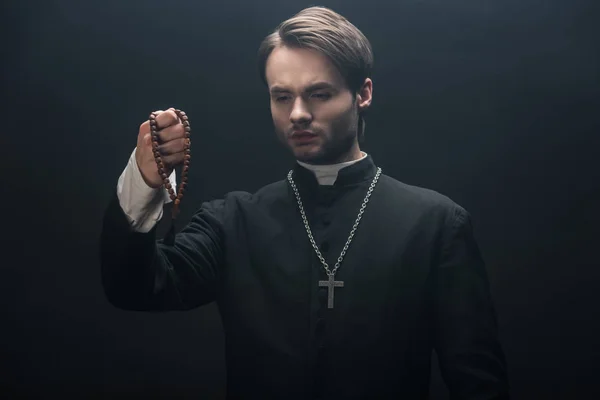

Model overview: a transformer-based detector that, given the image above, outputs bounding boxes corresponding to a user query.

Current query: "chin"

[293,148,323,163]
[285,138,321,159]
[293,146,339,165]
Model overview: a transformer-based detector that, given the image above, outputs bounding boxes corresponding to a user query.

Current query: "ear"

[355,78,373,112]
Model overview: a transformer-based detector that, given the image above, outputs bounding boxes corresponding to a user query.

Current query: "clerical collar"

[294,151,375,186]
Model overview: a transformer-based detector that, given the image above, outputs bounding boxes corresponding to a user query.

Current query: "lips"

[291,130,317,138]
[290,131,318,144]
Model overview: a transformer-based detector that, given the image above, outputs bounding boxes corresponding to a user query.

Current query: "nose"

[289,97,312,126]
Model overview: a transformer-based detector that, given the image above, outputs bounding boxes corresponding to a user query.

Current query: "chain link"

[287,167,382,277]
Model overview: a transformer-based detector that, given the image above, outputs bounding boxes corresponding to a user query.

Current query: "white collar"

[296,151,368,185]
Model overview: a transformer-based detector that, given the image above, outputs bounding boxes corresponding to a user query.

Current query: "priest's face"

[265,45,372,165]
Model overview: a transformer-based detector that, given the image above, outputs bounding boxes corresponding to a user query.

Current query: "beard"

[277,108,360,165]
[295,130,357,165]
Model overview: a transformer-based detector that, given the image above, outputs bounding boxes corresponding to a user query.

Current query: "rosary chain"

[149,109,191,219]
[287,167,382,277]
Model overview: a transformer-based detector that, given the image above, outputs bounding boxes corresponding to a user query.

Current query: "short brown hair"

[257,6,374,143]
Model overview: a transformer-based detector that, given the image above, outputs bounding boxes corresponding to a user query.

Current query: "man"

[100,6,509,399]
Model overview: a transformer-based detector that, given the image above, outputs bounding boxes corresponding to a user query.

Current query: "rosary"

[149,108,191,245]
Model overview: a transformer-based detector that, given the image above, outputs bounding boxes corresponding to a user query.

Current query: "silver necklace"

[287,166,382,308]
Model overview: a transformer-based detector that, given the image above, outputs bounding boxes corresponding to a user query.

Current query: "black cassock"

[100,155,509,399]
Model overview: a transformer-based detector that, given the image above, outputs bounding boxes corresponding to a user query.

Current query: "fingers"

[157,137,189,156]
[154,108,180,129]
[156,122,186,143]
[160,152,185,166]
[138,109,188,161]
[139,108,173,134]
[139,108,185,142]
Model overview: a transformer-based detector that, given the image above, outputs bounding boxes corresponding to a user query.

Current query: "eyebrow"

[269,81,337,95]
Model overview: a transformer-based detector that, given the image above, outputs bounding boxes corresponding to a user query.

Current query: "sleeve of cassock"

[433,204,510,399]
[99,188,226,312]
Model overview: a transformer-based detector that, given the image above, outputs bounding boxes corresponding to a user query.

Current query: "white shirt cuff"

[116,147,177,233]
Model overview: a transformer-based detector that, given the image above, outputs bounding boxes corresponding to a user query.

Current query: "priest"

[100,6,509,399]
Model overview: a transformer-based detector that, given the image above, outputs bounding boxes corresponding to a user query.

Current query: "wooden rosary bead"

[149,108,191,220]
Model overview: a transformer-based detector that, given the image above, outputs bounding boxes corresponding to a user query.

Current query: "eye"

[275,95,291,103]
[311,93,331,100]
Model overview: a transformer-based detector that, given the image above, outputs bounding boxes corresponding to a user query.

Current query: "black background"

[2,0,599,398]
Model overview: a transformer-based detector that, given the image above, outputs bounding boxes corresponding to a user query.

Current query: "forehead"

[265,45,345,90]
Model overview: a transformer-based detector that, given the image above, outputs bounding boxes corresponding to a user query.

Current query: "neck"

[331,143,363,164]
[297,150,368,186]
[301,141,363,166]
